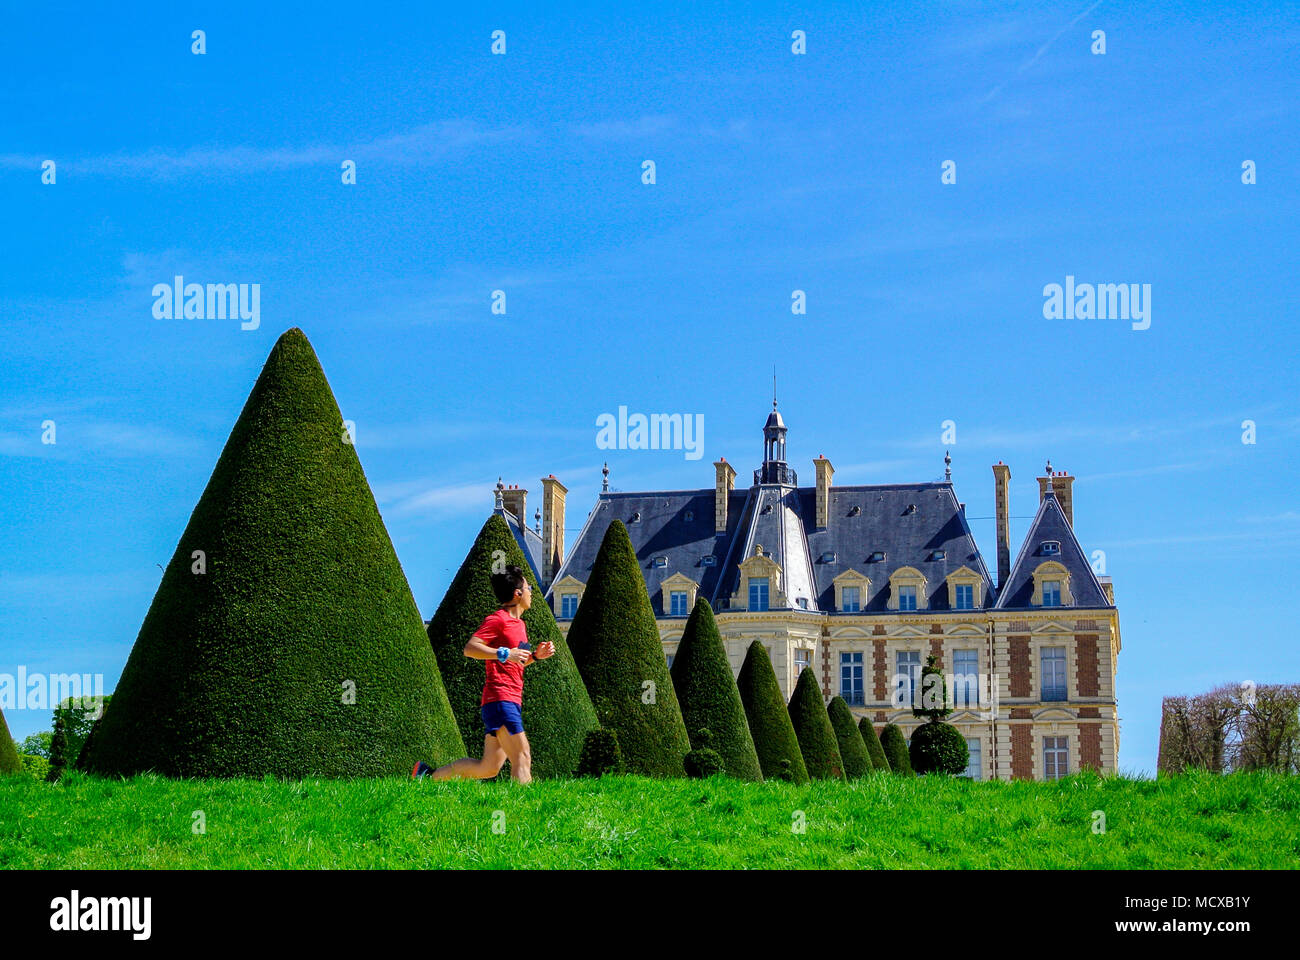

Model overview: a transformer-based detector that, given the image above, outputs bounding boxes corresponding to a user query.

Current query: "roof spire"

[601,461,610,492]
[944,450,952,481]
[772,367,778,410]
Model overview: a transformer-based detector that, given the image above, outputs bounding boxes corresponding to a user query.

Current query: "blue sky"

[1,1,1297,775]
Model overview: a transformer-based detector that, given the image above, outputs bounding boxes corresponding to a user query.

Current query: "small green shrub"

[576,728,623,778]
[881,723,914,776]
[859,717,890,772]
[19,754,51,781]
[909,720,969,775]
[684,728,726,779]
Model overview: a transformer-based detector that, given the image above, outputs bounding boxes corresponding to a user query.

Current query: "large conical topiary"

[426,513,598,778]
[736,641,808,784]
[0,706,21,775]
[564,520,690,777]
[79,328,465,778]
[669,598,762,781]
[788,668,845,780]
[859,717,890,772]
[827,696,872,778]
[881,723,914,776]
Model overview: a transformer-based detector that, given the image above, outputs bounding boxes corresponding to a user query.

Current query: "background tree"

[858,717,890,772]
[669,598,762,781]
[880,723,913,776]
[0,706,21,775]
[564,520,690,777]
[827,696,872,778]
[736,641,808,784]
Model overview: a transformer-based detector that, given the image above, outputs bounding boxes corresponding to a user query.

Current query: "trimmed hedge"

[827,696,872,778]
[576,728,623,777]
[426,514,598,778]
[683,728,726,779]
[564,520,690,777]
[0,707,21,775]
[788,668,846,781]
[880,723,914,776]
[79,328,465,778]
[912,653,950,722]
[669,598,763,781]
[859,717,890,772]
[910,720,970,775]
[736,641,809,784]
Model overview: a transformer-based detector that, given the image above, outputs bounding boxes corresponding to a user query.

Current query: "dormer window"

[869,550,886,563]
[700,555,717,567]
[1042,541,1061,556]
[930,550,946,561]
[1043,580,1062,606]
[629,512,640,523]
[1030,561,1073,607]
[651,556,667,568]
[904,504,916,515]
[819,551,836,564]
[849,505,861,517]
[684,510,694,522]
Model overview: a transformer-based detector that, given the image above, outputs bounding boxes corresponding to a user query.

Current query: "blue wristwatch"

[496,646,509,663]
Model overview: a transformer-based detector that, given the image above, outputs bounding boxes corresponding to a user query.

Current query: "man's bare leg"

[496,728,532,784]
[429,735,507,781]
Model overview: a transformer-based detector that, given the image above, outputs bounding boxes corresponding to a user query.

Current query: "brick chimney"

[1036,461,1074,527]
[993,462,1011,588]
[540,475,567,586]
[813,455,833,528]
[501,484,527,525]
[714,458,736,533]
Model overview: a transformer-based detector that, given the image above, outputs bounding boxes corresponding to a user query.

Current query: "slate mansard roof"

[542,409,1112,616]
[994,490,1110,609]
[548,479,1014,616]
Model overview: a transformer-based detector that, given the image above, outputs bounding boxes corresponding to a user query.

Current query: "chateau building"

[494,402,1120,781]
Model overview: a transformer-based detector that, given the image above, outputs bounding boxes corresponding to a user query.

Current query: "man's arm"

[464,637,530,664]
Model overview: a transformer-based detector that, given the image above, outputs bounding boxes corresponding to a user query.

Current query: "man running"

[413,564,554,784]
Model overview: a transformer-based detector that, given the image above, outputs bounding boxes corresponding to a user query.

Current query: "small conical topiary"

[0,706,21,775]
[736,641,808,784]
[912,653,950,721]
[79,328,465,778]
[669,598,762,781]
[426,514,599,778]
[881,723,914,776]
[788,668,846,781]
[564,520,690,777]
[827,696,872,778]
[859,717,890,772]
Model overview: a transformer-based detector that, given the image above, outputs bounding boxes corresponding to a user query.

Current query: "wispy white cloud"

[572,115,750,142]
[981,0,1105,103]
[0,120,527,179]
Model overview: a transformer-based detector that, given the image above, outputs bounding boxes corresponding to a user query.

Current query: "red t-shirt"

[475,608,529,706]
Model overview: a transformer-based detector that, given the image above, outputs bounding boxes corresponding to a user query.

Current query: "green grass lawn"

[1,769,1296,869]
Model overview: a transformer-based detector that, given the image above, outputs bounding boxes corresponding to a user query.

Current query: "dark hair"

[490,564,529,604]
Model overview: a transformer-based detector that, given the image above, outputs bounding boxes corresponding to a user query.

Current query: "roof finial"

[534,507,541,534]
[1045,458,1053,477]
[944,450,952,481]
[601,461,610,492]
[772,367,778,410]
[494,477,504,509]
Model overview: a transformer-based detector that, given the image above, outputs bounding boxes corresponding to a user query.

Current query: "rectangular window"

[895,650,921,708]
[666,652,675,670]
[1043,580,1061,606]
[560,594,578,619]
[898,585,917,611]
[1044,736,1069,780]
[748,577,770,611]
[955,583,974,610]
[840,652,864,705]
[841,586,860,612]
[1041,646,1067,701]
[669,591,688,616]
[794,648,811,677]
[963,736,982,779]
[952,648,979,707]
